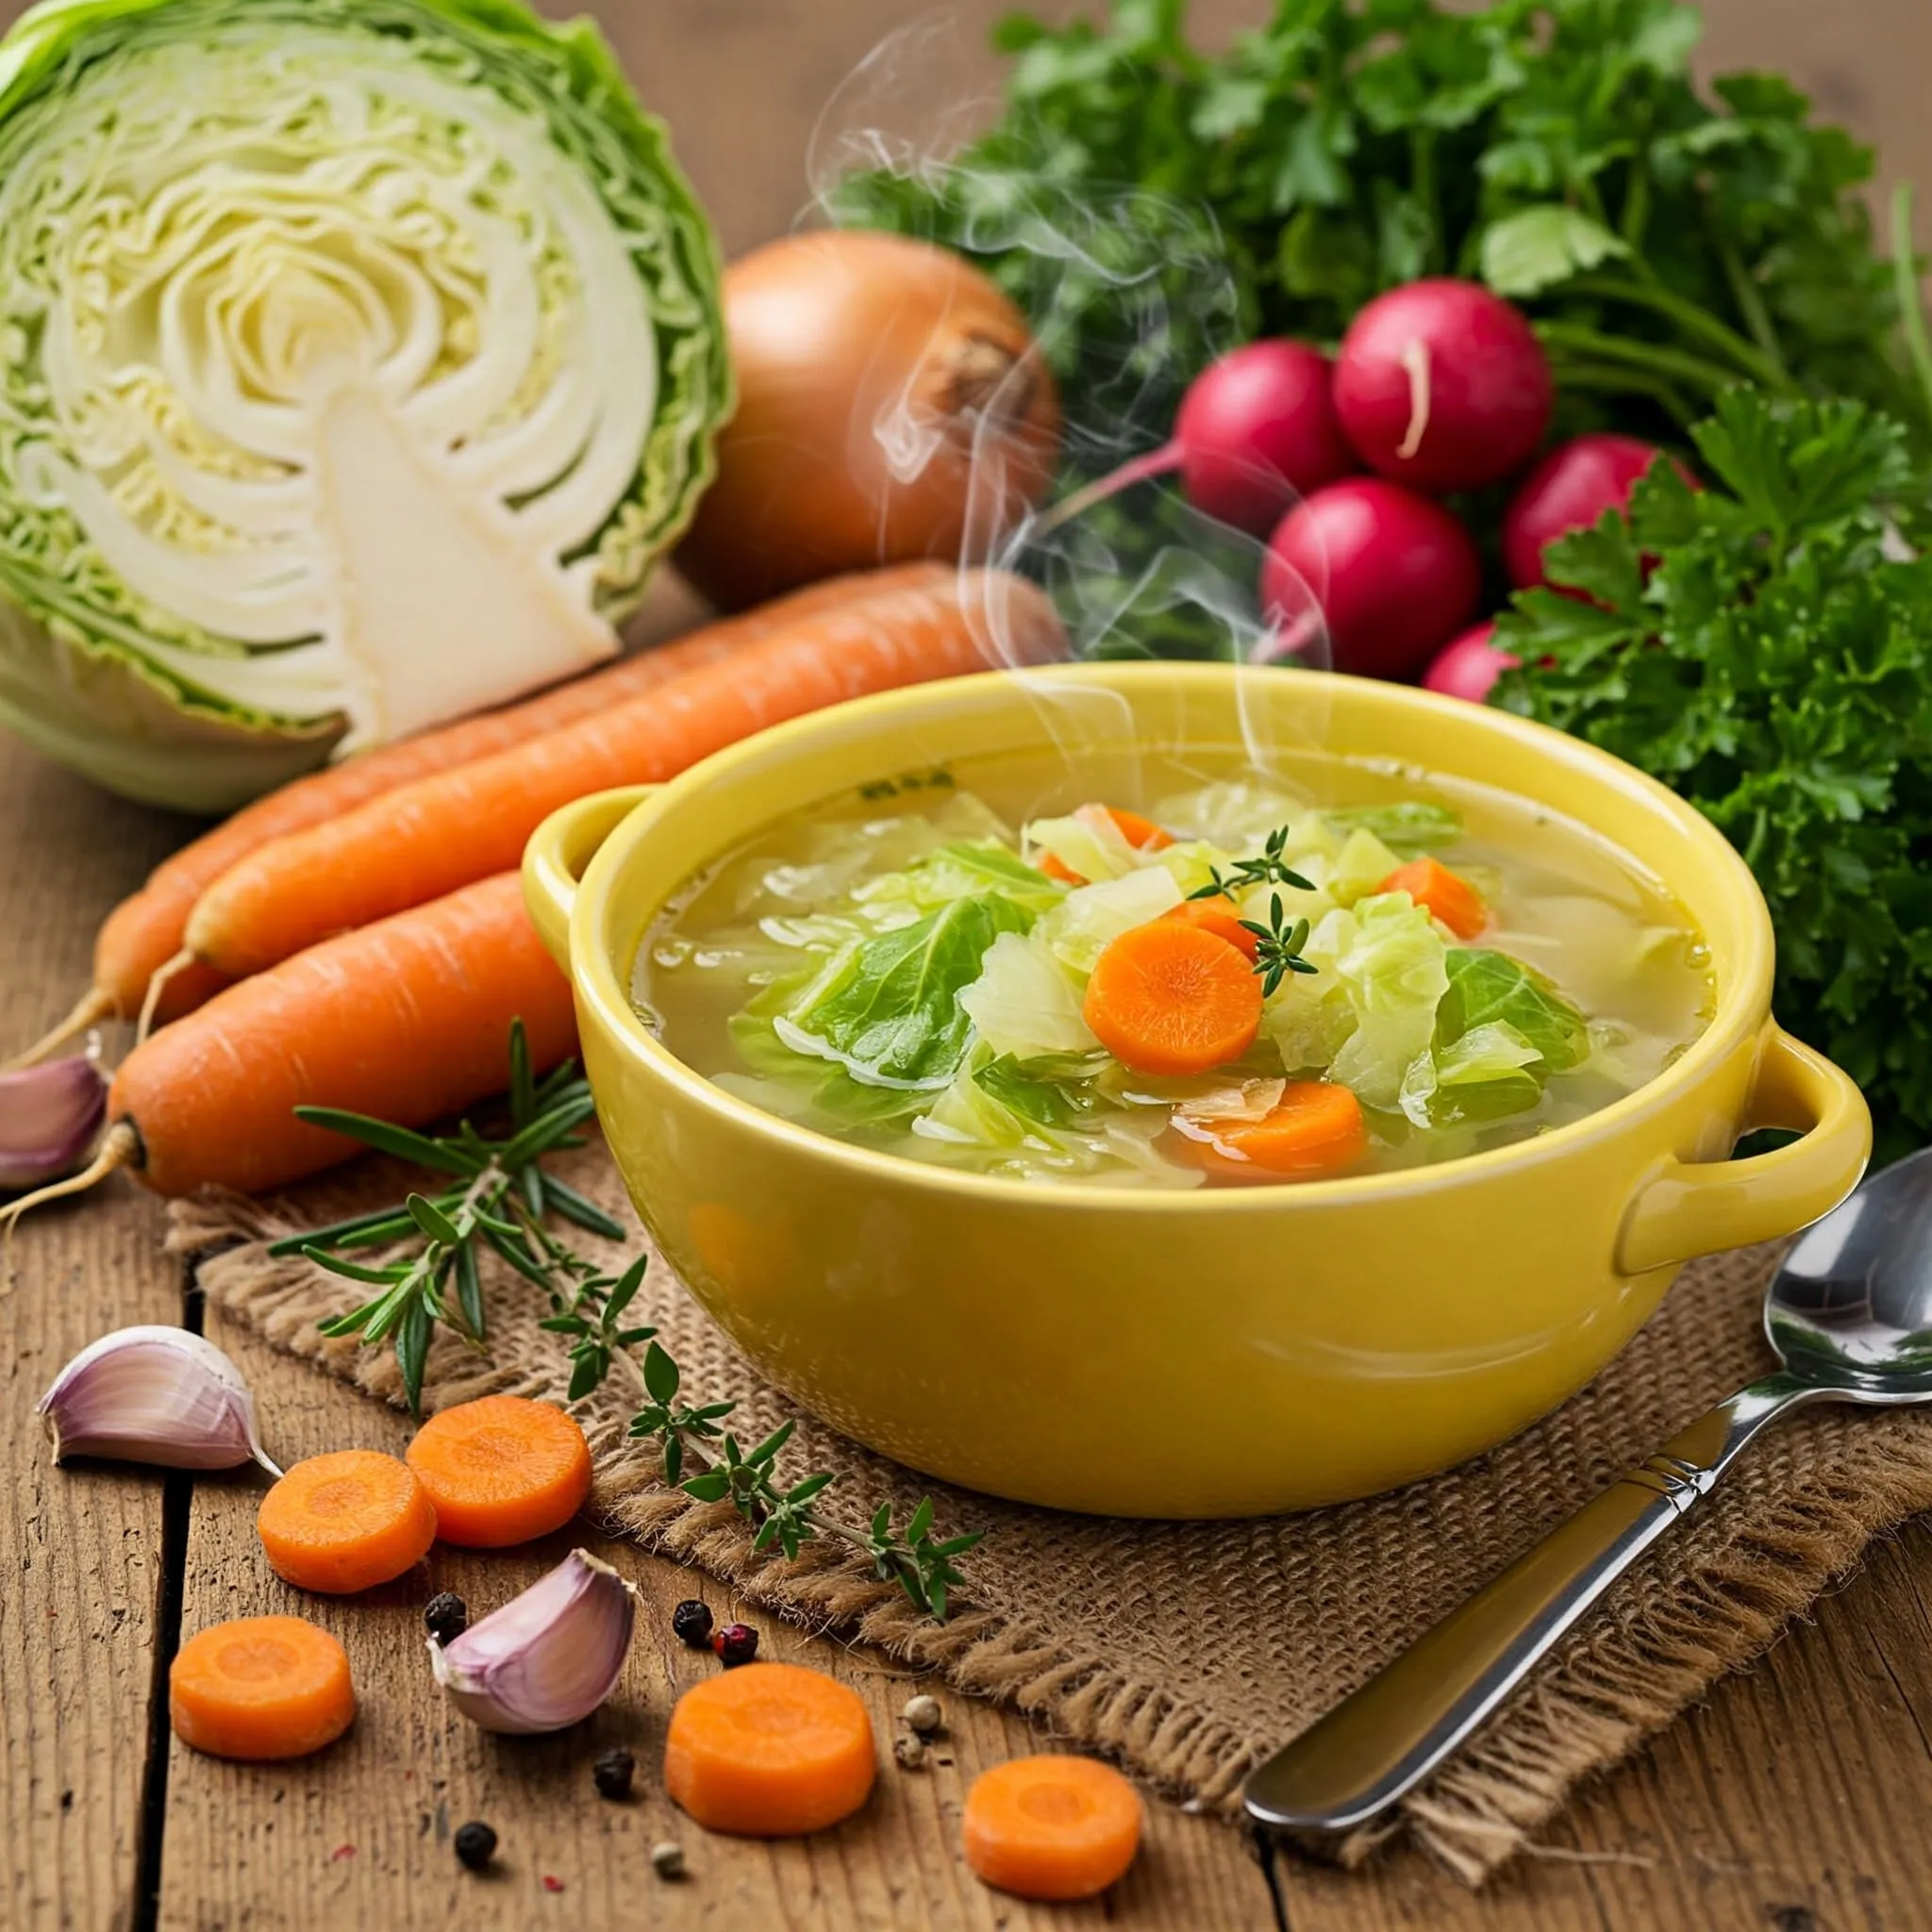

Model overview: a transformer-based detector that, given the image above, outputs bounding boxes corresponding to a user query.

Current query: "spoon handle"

[1242,1370,1817,1837]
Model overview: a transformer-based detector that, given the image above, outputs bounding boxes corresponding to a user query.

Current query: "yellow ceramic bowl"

[523,664,1870,1518]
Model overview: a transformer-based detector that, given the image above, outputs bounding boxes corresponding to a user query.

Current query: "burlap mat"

[169,1142,1932,1885]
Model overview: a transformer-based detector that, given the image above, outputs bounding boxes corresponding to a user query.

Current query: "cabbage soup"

[632,749,1713,1188]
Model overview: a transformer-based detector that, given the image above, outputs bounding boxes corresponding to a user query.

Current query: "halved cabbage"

[0,0,729,808]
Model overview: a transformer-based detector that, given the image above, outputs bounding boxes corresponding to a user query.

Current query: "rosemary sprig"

[275,1021,622,1412]
[281,1019,985,1620]
[1186,824,1316,902]
[630,1343,984,1620]
[1241,891,1319,998]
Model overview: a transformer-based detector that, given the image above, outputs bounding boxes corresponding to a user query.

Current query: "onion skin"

[677,232,1060,609]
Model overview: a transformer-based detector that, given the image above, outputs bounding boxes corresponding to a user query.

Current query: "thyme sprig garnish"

[1185,825,1320,996]
[630,1351,983,1619]
[1186,824,1315,903]
[1241,892,1320,998]
[278,1019,985,1620]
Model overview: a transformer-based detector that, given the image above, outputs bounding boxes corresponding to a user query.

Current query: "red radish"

[1169,341,1357,531]
[1259,478,1482,681]
[1037,340,1356,536]
[1423,623,1520,703]
[1504,434,1694,590]
[1333,280,1552,494]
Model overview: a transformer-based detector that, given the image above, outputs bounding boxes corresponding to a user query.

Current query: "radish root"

[1397,337,1433,460]
[1030,440,1183,538]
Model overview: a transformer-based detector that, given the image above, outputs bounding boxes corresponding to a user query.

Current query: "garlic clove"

[1,1056,107,1191]
[429,1548,636,1735]
[38,1325,281,1476]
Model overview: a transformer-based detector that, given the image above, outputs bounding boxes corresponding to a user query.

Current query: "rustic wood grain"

[156,1302,1273,1931]
[145,1284,1932,1932]
[0,741,203,1932]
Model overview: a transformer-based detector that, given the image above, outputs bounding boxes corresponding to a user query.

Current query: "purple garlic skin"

[38,1326,281,1475]
[1,1057,107,1190]
[430,1549,636,1734]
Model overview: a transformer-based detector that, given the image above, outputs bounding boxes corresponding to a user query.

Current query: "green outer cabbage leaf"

[770,894,1037,1091]
[1436,947,1591,1074]
[0,0,729,810]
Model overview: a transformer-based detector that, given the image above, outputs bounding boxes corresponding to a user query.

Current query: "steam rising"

[808,13,1334,788]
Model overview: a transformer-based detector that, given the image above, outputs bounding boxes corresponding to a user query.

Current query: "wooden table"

[7,5,1932,1926]
[10,626,1932,1932]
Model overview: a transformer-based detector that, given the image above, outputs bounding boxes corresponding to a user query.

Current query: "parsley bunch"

[835,0,1928,458]
[1494,387,1932,1160]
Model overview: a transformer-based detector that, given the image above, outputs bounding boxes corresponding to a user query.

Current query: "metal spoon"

[1244,1145,1932,1839]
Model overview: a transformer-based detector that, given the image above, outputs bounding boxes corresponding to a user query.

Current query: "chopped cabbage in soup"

[634,756,1712,1188]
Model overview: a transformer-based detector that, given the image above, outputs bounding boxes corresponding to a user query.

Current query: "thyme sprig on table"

[629,1347,984,1619]
[278,1020,984,1620]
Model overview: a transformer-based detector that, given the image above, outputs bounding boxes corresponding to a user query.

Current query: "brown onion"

[677,231,1060,609]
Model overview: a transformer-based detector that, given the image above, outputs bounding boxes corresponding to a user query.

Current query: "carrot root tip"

[4,987,114,1070]
[134,950,195,1048]
[1,1120,139,1238]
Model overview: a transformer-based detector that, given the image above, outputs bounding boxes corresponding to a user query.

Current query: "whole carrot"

[11,564,952,1061]
[5,873,575,1210]
[187,568,1065,979]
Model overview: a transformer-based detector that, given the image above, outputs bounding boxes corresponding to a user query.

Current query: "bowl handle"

[1617,1026,1872,1275]
[522,787,658,973]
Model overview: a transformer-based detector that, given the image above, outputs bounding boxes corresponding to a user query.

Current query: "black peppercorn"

[712,1621,758,1668]
[591,1746,636,1801]
[671,1599,713,1648]
[454,1821,497,1871]
[424,1592,468,1646]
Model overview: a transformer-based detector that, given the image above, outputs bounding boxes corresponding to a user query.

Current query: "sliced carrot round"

[1041,805,1174,885]
[1179,1080,1369,1179]
[1091,807,1173,851]
[406,1395,592,1549]
[1083,919,1262,1076]
[1160,893,1259,959]
[1378,856,1487,940]
[963,1754,1143,1901]
[257,1449,437,1594]
[664,1661,876,1837]
[170,1615,356,1761]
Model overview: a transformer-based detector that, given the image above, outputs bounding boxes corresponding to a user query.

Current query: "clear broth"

[633,745,1714,1187]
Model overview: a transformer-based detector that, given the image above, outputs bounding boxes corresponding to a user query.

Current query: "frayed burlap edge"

[169,1191,1932,1887]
